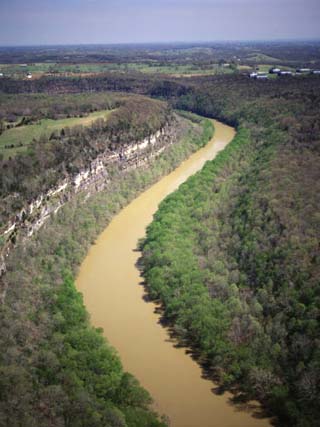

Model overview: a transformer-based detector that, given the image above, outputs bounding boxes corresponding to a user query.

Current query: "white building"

[269,68,281,74]
[278,71,293,76]
[296,68,311,73]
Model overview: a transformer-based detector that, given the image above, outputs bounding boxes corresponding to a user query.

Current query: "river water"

[76,120,270,427]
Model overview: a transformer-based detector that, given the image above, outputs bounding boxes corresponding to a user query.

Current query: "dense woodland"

[0,92,122,123]
[0,49,320,427]
[0,101,213,427]
[141,71,320,426]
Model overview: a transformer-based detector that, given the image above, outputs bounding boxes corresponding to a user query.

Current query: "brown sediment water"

[76,120,270,427]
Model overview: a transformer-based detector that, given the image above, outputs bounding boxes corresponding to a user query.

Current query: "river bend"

[76,120,270,427]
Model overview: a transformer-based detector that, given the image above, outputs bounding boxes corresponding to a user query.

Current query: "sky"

[0,0,320,46]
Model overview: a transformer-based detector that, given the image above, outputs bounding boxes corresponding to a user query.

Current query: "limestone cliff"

[0,118,181,277]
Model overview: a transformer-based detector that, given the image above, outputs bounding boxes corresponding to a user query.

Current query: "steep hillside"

[0,97,213,427]
[0,94,175,274]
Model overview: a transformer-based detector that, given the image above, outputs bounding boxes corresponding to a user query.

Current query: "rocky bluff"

[0,113,185,278]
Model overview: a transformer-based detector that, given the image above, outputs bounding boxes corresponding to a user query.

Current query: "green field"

[0,61,235,78]
[257,63,295,72]
[0,109,114,158]
[246,53,281,63]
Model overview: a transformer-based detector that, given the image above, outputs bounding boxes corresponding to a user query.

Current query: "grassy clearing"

[238,65,252,70]
[0,109,115,158]
[257,63,295,72]
[247,53,281,63]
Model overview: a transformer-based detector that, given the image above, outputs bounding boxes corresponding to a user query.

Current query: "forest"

[0,44,320,427]
[141,68,320,426]
[0,95,213,427]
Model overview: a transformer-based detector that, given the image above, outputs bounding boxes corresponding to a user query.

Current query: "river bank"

[76,120,270,427]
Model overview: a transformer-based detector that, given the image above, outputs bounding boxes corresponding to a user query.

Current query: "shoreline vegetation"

[0,112,213,427]
[139,78,320,426]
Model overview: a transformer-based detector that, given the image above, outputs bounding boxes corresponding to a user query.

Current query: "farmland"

[0,109,115,158]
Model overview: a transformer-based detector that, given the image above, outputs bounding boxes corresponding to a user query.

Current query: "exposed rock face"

[0,120,180,277]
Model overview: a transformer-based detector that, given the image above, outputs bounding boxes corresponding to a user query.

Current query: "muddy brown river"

[76,120,270,427]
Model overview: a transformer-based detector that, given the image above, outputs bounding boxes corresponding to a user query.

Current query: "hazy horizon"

[1,38,320,48]
[1,0,320,46]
